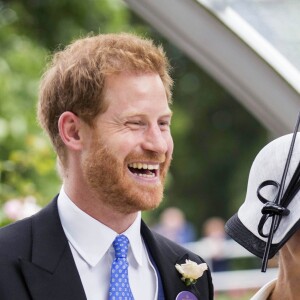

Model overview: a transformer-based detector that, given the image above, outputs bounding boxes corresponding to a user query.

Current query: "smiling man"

[0,33,213,300]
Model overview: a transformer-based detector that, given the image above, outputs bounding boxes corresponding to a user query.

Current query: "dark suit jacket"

[0,197,213,300]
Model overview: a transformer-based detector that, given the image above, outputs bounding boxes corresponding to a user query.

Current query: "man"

[0,33,213,299]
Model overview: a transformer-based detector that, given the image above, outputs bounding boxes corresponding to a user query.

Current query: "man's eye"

[159,121,171,128]
[126,121,144,128]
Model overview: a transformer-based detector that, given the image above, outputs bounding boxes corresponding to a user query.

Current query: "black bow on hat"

[225,112,300,273]
[257,112,300,271]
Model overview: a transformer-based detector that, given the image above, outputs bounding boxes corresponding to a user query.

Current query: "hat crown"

[239,133,300,244]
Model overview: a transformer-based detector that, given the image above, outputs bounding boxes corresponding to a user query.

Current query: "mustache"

[126,151,167,164]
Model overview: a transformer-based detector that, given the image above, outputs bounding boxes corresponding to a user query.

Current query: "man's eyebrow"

[159,114,173,119]
[160,109,173,117]
[161,111,173,119]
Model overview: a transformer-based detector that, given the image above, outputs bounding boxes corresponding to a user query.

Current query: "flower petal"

[175,260,208,281]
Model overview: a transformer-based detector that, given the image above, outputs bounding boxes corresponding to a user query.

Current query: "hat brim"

[225,213,280,259]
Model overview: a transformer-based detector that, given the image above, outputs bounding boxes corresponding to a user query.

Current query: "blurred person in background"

[0,33,213,300]
[226,131,300,300]
[202,217,230,272]
[152,206,196,244]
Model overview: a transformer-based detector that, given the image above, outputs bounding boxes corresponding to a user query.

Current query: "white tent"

[124,0,300,136]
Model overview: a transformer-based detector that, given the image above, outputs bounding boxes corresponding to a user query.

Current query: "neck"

[63,178,138,234]
[269,243,300,300]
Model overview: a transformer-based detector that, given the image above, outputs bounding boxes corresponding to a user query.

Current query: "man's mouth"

[128,163,159,178]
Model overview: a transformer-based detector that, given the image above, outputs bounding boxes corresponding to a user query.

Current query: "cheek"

[111,136,140,158]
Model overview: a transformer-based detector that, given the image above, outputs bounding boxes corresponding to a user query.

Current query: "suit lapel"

[141,221,195,299]
[20,198,87,300]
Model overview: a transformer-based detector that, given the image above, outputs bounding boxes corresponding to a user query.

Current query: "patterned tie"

[108,235,134,300]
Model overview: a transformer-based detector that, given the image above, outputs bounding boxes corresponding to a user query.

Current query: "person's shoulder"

[0,198,57,249]
[0,216,32,240]
[0,216,33,260]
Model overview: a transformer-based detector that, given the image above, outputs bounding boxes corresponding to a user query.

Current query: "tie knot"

[113,235,129,258]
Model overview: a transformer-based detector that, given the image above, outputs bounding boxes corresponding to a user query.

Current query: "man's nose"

[141,125,169,154]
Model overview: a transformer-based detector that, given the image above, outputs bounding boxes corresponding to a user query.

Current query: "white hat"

[225,132,300,268]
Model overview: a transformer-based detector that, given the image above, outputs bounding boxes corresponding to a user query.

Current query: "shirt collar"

[57,187,144,267]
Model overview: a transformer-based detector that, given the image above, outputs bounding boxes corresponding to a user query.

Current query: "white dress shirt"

[57,187,158,300]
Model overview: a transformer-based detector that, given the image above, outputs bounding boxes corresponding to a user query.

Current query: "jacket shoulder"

[0,217,32,259]
[0,197,58,260]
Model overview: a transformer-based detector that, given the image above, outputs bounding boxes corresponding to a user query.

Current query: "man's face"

[82,72,173,214]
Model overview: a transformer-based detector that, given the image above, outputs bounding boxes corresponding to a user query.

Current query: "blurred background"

[1,0,299,299]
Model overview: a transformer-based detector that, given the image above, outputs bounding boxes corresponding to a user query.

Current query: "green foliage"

[4,0,131,49]
[0,0,132,206]
[0,9,58,204]
[215,291,255,300]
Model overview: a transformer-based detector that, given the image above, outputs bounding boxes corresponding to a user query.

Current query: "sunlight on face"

[82,72,173,213]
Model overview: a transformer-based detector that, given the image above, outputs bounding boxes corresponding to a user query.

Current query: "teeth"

[128,163,159,170]
[137,173,155,178]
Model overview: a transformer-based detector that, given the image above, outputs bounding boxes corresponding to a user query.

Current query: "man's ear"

[58,111,83,151]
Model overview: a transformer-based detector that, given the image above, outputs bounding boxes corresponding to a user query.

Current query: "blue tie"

[108,235,134,300]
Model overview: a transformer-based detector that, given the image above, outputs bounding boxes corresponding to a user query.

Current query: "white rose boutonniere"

[175,259,208,286]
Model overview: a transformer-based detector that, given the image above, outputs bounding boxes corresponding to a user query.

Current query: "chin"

[121,185,164,213]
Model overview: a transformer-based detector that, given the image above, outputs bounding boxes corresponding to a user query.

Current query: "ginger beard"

[82,138,172,214]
